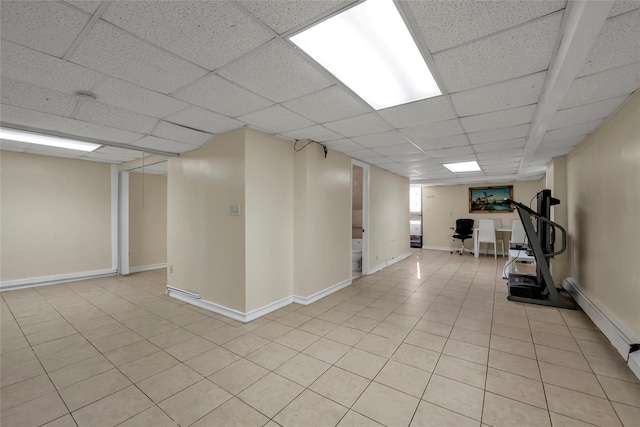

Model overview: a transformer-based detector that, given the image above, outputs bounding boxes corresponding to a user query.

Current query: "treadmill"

[504,191,576,309]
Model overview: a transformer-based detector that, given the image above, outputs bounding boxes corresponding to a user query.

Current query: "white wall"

[369,166,410,270]
[167,130,246,312]
[129,172,167,269]
[566,91,640,341]
[422,180,545,250]
[245,129,294,312]
[0,151,113,284]
[294,144,352,298]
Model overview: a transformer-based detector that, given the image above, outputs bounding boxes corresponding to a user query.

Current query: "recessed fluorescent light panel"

[443,161,481,172]
[0,128,101,152]
[290,0,441,110]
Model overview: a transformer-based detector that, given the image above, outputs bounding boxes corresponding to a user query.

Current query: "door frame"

[351,160,370,276]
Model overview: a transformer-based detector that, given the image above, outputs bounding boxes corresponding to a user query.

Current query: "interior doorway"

[351,160,369,278]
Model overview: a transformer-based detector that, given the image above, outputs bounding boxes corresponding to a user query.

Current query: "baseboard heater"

[166,286,201,299]
[563,278,640,378]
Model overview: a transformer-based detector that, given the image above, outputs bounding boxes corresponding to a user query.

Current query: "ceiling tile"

[74,101,158,134]
[69,21,208,94]
[0,105,71,132]
[461,104,536,133]
[58,119,144,144]
[352,130,410,148]
[279,124,342,142]
[468,124,529,144]
[377,96,457,129]
[435,13,562,93]
[92,78,190,118]
[324,139,365,152]
[64,1,101,14]
[282,86,370,123]
[152,121,213,147]
[451,71,546,116]
[165,106,243,135]
[366,156,394,166]
[238,105,314,134]
[430,153,478,164]
[473,138,526,153]
[406,0,566,53]
[0,1,90,57]
[130,135,197,154]
[218,39,334,103]
[373,143,422,156]
[386,152,430,163]
[423,145,474,158]
[1,41,104,95]
[82,151,137,163]
[343,148,384,161]
[477,148,524,160]
[379,163,412,177]
[562,62,640,108]
[1,77,78,117]
[414,135,469,151]
[542,119,603,143]
[94,145,144,159]
[479,156,522,165]
[399,118,464,141]
[608,1,640,17]
[25,145,84,159]
[102,1,273,70]
[549,95,628,130]
[578,9,640,77]
[324,113,393,138]
[238,0,348,34]
[173,74,273,117]
[0,140,28,152]
[539,136,584,150]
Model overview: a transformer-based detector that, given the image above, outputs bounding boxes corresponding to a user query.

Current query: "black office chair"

[450,219,475,255]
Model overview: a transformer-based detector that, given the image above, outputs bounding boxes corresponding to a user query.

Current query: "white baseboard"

[165,285,293,323]
[422,245,506,256]
[369,252,411,274]
[0,268,117,292]
[563,278,640,380]
[129,263,167,273]
[166,276,356,323]
[293,278,352,306]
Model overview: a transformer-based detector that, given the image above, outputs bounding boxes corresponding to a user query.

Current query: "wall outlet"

[230,204,240,216]
[169,265,173,273]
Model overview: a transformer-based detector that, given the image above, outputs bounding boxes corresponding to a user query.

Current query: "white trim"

[0,268,117,292]
[165,285,293,323]
[422,245,463,252]
[119,171,129,275]
[563,278,639,361]
[293,278,352,306]
[111,164,118,270]
[129,263,167,274]
[369,252,411,274]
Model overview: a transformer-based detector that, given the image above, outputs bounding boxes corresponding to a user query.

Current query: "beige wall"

[129,172,167,269]
[422,179,545,250]
[167,129,246,312]
[245,129,294,311]
[546,156,570,282]
[369,166,410,269]
[566,91,640,340]
[1,151,112,282]
[294,144,352,297]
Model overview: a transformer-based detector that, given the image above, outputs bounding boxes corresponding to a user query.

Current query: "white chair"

[510,220,526,247]
[477,219,503,259]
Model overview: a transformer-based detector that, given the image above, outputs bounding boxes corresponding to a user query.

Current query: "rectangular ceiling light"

[290,0,441,110]
[0,127,101,152]
[443,161,481,172]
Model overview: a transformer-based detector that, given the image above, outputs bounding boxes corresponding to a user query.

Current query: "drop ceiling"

[1,0,638,185]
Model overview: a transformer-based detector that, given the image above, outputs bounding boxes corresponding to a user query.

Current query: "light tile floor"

[2,249,639,427]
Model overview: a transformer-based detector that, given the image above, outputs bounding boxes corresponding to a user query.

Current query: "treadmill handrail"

[504,198,567,257]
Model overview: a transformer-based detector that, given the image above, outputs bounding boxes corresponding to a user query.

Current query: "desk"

[473,228,511,258]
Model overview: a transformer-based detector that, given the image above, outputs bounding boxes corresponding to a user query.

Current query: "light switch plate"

[230,204,241,216]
